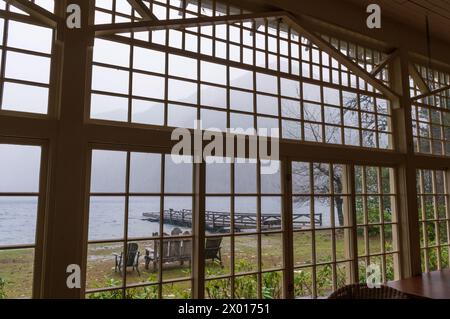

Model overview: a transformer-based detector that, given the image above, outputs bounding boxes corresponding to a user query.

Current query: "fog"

[0,1,385,191]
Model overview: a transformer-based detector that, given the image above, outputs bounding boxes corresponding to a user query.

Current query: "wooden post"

[41,0,94,298]
[445,170,450,268]
[390,49,422,278]
[345,164,359,284]
[282,158,294,298]
[192,160,206,298]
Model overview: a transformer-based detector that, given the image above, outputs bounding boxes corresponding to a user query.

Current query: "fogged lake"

[0,196,339,245]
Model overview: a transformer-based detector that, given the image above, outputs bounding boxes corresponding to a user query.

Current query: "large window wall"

[411,64,450,156]
[86,148,194,298]
[0,0,54,299]
[0,1,54,115]
[0,142,44,299]
[1,0,450,299]
[290,162,400,297]
[91,0,393,150]
[291,161,353,298]
[85,151,402,299]
[83,1,400,299]
[417,169,450,272]
[204,158,284,299]
[355,165,399,284]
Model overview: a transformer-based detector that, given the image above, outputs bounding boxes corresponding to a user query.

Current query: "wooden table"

[388,269,450,299]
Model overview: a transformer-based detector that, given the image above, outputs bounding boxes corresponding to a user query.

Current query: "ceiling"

[233,0,450,63]
[344,0,450,43]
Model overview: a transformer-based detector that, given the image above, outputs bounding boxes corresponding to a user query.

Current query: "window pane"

[230,89,253,112]
[206,160,231,194]
[129,152,161,193]
[2,82,48,114]
[133,73,165,99]
[88,196,125,241]
[323,87,340,106]
[92,66,129,94]
[256,73,278,94]
[280,78,300,98]
[169,54,197,80]
[90,93,128,122]
[230,112,254,131]
[5,51,51,84]
[257,94,278,116]
[131,99,164,126]
[0,197,38,246]
[128,197,160,238]
[90,150,127,193]
[201,85,226,108]
[235,161,257,194]
[303,83,321,102]
[168,104,197,129]
[133,47,165,73]
[0,248,35,298]
[93,39,130,67]
[201,109,227,131]
[230,67,253,90]
[85,243,123,291]
[0,144,41,193]
[7,21,52,53]
[164,155,193,193]
[168,79,197,104]
[201,61,226,85]
[0,143,42,298]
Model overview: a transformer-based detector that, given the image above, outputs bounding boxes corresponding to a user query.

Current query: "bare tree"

[283,88,385,226]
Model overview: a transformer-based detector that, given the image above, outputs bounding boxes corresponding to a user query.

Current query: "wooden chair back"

[125,243,139,267]
[205,237,222,259]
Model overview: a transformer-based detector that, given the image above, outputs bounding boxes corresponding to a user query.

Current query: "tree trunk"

[335,196,344,227]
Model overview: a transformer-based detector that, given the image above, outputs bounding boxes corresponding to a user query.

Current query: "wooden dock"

[143,209,322,232]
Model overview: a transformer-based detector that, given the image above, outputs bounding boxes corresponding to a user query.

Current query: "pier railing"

[143,209,323,232]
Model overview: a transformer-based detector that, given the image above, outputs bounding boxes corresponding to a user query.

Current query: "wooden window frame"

[84,145,195,298]
[0,0,450,298]
[0,136,49,299]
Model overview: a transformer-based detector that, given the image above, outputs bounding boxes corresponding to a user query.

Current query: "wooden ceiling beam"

[5,0,60,28]
[282,13,400,104]
[93,10,400,103]
[412,84,450,101]
[93,11,285,36]
[371,49,399,76]
[409,63,432,95]
[126,0,158,21]
[0,8,49,27]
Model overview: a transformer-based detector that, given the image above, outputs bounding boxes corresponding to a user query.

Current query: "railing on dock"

[143,209,322,232]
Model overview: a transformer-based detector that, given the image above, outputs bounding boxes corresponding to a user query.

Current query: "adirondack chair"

[171,227,183,235]
[180,237,192,267]
[144,237,190,270]
[144,235,223,270]
[178,235,219,266]
[113,242,141,275]
[205,237,223,266]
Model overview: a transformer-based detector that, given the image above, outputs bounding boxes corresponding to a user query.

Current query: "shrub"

[205,278,231,299]
[126,285,158,299]
[261,271,282,299]
[293,269,313,297]
[424,247,449,271]
[87,278,123,299]
[89,256,400,299]
[356,206,393,237]
[0,277,6,299]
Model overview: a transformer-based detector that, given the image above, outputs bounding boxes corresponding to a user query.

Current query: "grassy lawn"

[0,232,388,299]
[0,249,34,299]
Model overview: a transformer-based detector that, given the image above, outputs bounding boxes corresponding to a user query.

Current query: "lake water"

[0,197,38,246]
[0,196,336,246]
